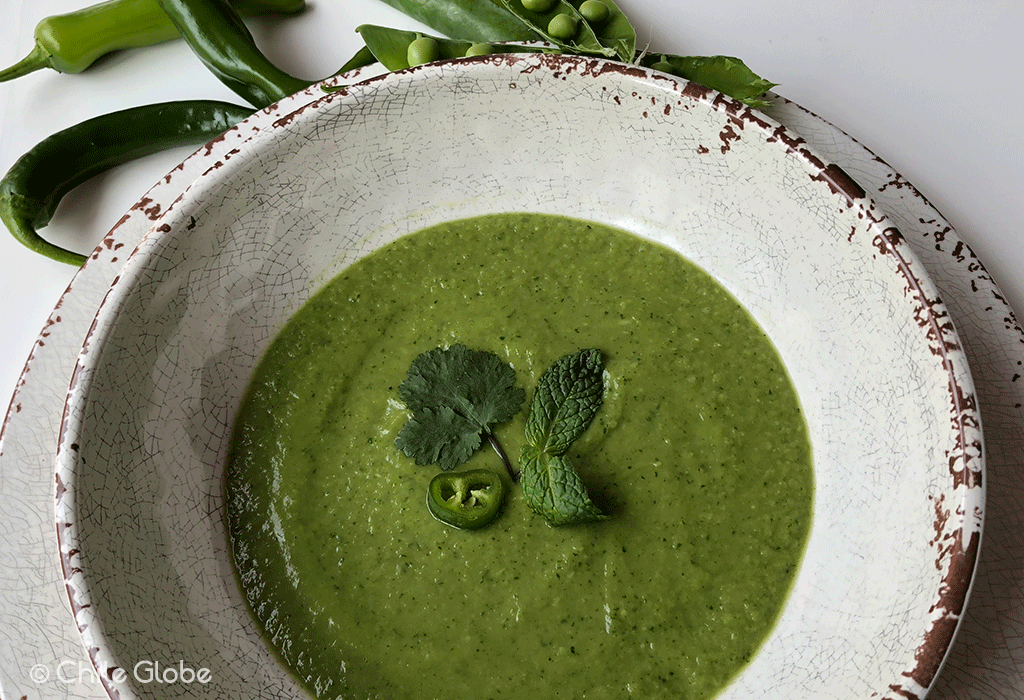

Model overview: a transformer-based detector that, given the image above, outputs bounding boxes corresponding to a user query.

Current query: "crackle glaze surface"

[52,55,982,700]
[2,51,1014,700]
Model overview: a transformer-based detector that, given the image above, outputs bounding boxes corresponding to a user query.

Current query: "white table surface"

[2,0,1022,409]
[0,2,1022,699]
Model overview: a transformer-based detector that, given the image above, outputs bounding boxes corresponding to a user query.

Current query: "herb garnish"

[520,348,608,526]
[396,344,608,528]
[395,344,524,478]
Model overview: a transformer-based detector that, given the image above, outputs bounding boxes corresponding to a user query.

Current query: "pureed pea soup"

[225,213,814,700]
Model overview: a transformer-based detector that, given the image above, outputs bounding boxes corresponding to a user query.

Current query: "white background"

[1,0,1022,409]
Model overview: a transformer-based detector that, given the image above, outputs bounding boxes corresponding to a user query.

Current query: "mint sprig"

[520,348,608,526]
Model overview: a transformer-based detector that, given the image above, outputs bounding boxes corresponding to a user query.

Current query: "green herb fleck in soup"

[225,213,814,700]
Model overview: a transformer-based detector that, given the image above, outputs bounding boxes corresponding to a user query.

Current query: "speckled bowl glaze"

[55,54,983,700]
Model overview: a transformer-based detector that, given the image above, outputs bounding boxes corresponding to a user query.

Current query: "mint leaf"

[396,345,525,472]
[520,348,608,526]
[520,446,608,526]
[524,347,604,455]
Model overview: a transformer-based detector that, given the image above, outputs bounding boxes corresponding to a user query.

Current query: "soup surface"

[226,213,814,700]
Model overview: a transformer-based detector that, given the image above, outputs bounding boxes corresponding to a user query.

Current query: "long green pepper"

[155,0,312,108]
[0,100,254,266]
[0,0,776,266]
[0,0,306,83]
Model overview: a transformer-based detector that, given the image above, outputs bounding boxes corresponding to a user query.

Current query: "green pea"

[464,42,494,57]
[522,0,557,11]
[578,0,610,24]
[547,13,578,39]
[407,36,440,66]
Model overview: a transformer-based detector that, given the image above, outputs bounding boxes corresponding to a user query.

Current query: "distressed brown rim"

[50,54,983,700]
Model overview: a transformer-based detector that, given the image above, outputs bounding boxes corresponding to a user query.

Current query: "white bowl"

[55,54,984,700]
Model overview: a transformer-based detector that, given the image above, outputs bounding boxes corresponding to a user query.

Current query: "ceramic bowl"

[55,54,984,700]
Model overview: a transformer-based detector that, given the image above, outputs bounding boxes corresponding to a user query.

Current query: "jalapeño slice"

[426,469,505,530]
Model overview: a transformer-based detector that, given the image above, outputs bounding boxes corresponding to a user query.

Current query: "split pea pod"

[376,0,772,107]
[494,0,634,62]
[155,0,312,108]
[356,24,773,108]
[0,100,254,266]
[355,25,543,72]
[0,0,306,83]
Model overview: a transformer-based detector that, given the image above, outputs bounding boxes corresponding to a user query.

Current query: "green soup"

[226,213,813,700]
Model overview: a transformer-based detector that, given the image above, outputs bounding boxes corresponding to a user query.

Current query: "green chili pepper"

[155,0,311,108]
[0,100,254,266]
[427,469,505,530]
[0,0,305,83]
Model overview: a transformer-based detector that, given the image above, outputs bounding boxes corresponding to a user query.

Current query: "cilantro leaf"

[396,345,525,472]
[520,348,608,526]
[520,446,608,526]
[394,406,482,469]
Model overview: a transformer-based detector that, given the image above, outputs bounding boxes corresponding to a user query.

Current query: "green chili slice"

[0,0,306,83]
[0,100,254,266]
[426,469,505,530]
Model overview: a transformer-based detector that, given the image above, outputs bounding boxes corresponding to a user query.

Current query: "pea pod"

[0,100,254,266]
[565,0,635,63]
[335,45,378,75]
[357,26,471,71]
[503,0,639,66]
[356,25,541,72]
[375,0,773,108]
[0,0,306,83]
[494,0,615,59]
[319,46,381,95]
[639,53,778,108]
[155,0,311,108]
[372,0,541,43]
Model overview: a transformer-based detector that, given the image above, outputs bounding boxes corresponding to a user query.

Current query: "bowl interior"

[55,54,983,700]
